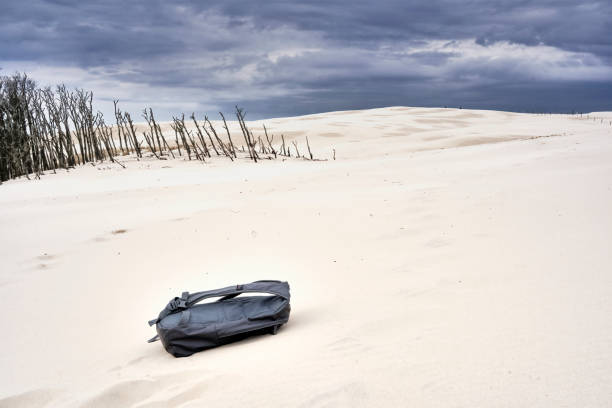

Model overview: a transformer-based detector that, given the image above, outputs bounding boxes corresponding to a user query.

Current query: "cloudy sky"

[1,0,611,120]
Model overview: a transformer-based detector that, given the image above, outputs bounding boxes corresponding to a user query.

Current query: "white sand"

[1,107,611,407]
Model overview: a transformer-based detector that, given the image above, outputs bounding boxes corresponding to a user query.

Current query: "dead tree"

[219,112,237,158]
[113,100,125,154]
[305,136,313,160]
[292,141,300,158]
[204,116,233,161]
[123,112,142,158]
[190,113,211,158]
[171,115,192,160]
[281,134,287,156]
[263,125,276,158]
[235,106,258,162]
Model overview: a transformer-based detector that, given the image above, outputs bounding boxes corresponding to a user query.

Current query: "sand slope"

[1,107,611,407]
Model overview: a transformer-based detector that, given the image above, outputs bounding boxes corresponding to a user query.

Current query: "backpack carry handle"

[149,280,290,326]
[186,280,290,307]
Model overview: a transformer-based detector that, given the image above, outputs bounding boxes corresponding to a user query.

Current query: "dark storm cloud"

[0,0,610,119]
[212,0,612,56]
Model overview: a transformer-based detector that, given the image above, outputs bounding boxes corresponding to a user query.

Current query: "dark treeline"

[0,73,318,183]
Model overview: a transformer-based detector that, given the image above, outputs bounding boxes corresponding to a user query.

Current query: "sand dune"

[1,107,611,407]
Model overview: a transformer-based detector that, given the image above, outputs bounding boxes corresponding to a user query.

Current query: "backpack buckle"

[168,297,187,311]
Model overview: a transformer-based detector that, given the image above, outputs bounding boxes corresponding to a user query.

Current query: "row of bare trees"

[0,74,118,181]
[0,73,320,183]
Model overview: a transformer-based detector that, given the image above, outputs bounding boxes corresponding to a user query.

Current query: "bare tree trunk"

[219,112,237,158]
[190,113,211,158]
[305,136,313,160]
[205,116,233,161]
[263,124,276,158]
[235,106,258,162]
[113,100,125,154]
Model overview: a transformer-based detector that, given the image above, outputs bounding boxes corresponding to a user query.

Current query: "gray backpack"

[148,280,291,357]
